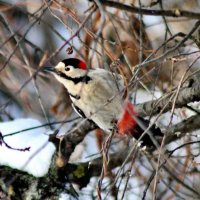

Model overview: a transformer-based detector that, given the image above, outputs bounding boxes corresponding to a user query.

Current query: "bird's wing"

[89,68,124,93]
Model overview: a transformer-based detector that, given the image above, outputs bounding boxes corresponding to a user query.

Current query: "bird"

[44,58,163,148]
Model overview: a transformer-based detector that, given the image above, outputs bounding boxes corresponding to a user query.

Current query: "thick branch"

[165,114,200,144]
[135,79,200,117]
[49,120,97,163]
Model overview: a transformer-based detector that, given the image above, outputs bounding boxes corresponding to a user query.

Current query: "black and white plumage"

[44,58,163,148]
[45,58,124,132]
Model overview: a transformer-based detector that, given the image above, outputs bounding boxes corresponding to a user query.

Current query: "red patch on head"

[117,101,138,135]
[78,60,87,70]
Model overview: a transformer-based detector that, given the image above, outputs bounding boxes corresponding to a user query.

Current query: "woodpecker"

[44,58,162,148]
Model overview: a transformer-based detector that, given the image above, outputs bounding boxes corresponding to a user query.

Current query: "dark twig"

[0,132,30,152]
[3,117,79,138]
[98,0,200,19]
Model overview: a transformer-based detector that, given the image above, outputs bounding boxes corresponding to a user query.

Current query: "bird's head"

[44,58,87,80]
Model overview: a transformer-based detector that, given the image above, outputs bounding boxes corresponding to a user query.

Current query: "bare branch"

[96,0,200,19]
[135,78,200,117]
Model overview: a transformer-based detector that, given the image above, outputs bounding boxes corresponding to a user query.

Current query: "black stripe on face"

[57,72,92,84]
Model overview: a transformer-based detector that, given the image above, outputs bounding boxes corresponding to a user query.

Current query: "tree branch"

[50,77,200,166]
[49,120,97,163]
[97,0,200,19]
[165,114,200,144]
[135,78,200,117]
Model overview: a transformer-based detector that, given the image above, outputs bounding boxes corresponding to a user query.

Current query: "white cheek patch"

[55,62,65,71]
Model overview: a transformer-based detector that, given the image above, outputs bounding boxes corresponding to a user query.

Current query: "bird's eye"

[65,66,70,71]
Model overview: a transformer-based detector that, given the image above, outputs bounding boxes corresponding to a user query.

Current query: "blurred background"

[1,0,200,199]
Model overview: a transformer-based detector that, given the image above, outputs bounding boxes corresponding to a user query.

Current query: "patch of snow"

[133,89,162,104]
[0,118,55,177]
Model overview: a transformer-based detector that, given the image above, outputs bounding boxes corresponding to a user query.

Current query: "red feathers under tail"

[117,100,163,148]
[117,100,138,135]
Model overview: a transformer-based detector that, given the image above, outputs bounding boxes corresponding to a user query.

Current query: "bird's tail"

[117,100,163,148]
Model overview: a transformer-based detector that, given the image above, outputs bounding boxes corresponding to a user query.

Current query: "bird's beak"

[43,67,56,73]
